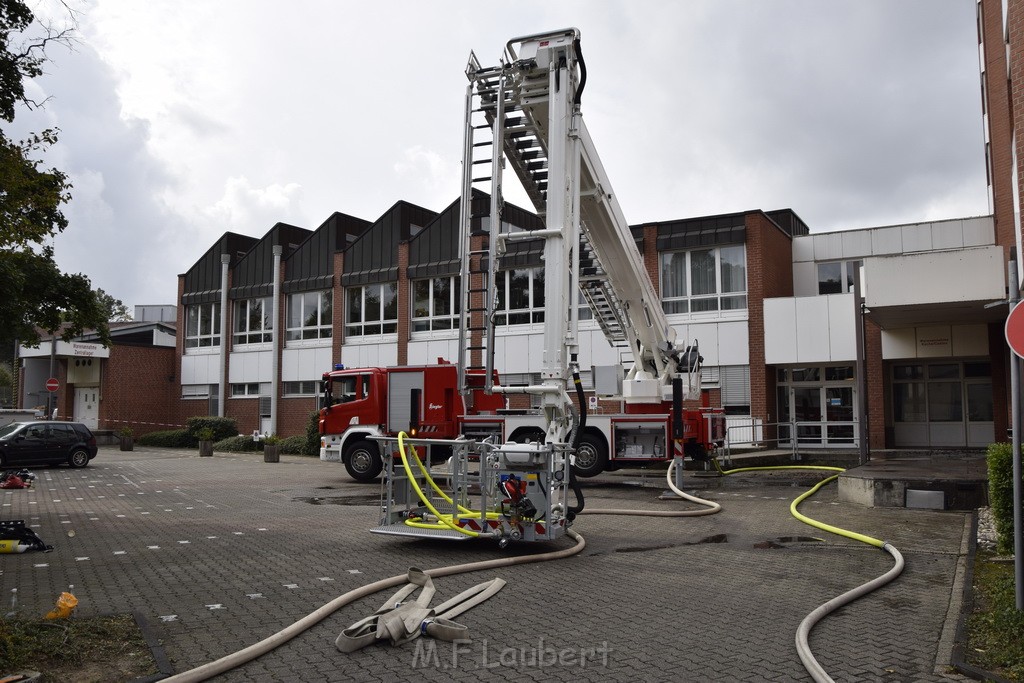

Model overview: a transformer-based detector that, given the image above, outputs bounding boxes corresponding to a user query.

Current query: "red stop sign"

[1006,303,1024,359]
[45,377,59,392]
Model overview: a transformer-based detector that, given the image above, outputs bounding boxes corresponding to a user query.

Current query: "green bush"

[137,429,195,448]
[280,435,307,455]
[987,442,1022,555]
[185,416,238,442]
[305,410,321,456]
[212,435,262,452]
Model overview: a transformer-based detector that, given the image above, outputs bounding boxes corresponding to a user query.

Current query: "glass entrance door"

[776,366,858,448]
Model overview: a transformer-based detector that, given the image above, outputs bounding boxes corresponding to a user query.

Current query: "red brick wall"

[100,345,177,434]
[225,397,260,435]
[983,0,1016,256]
[279,396,318,437]
[989,321,1010,442]
[745,213,795,430]
[864,320,887,449]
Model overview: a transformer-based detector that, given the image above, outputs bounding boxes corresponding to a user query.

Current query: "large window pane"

[967,383,993,421]
[661,252,687,298]
[818,262,842,294]
[719,245,745,293]
[927,382,962,422]
[690,249,715,296]
[894,383,926,421]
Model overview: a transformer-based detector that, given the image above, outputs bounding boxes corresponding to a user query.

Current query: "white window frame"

[185,303,221,349]
[660,245,747,316]
[411,275,461,333]
[287,290,333,341]
[494,267,545,326]
[816,260,862,295]
[233,297,272,345]
[282,380,319,396]
[345,282,398,337]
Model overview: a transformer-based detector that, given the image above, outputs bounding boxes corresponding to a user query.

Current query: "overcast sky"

[9,0,988,310]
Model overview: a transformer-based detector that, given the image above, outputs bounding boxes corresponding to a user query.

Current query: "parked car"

[0,421,98,468]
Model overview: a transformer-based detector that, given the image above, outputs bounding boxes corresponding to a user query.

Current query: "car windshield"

[0,422,25,439]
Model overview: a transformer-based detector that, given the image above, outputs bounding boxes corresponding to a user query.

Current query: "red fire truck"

[318,358,724,483]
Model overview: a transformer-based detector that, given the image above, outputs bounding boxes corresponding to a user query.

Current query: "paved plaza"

[0,446,976,682]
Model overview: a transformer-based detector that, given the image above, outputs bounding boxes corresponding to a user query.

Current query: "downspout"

[270,245,282,436]
[218,254,230,417]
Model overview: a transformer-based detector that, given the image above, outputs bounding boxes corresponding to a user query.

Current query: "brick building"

[29,0,1024,454]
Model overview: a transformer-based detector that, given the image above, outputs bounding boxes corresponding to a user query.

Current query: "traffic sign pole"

[1009,250,1023,612]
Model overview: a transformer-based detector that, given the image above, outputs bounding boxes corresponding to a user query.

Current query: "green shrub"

[137,429,195,448]
[213,435,262,452]
[185,416,238,442]
[987,442,1022,555]
[305,411,321,456]
[280,435,307,455]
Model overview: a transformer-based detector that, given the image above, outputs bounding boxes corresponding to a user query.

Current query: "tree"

[94,288,132,322]
[0,0,109,349]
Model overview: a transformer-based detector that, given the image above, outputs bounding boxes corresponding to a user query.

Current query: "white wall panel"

[795,296,831,362]
[900,223,933,253]
[813,233,844,261]
[792,235,814,263]
[715,321,749,365]
[951,324,989,356]
[793,261,818,297]
[880,328,917,359]
[962,216,995,247]
[764,298,797,364]
[282,346,333,381]
[340,343,397,369]
[229,350,273,383]
[865,246,1004,308]
[407,338,460,367]
[931,221,964,250]
[915,326,952,358]
[870,227,903,256]
[182,353,219,385]
[840,230,872,259]
[826,295,857,360]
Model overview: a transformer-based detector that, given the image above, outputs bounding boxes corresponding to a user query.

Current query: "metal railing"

[719,418,860,467]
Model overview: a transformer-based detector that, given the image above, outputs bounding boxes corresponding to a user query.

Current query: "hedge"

[185,416,238,442]
[213,436,262,452]
[137,429,195,448]
[987,442,1023,555]
[304,411,321,456]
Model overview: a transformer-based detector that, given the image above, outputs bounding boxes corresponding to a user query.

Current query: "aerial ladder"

[372,29,702,546]
[457,28,699,422]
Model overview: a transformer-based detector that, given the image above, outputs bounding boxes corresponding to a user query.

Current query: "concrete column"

[218,254,230,417]
[270,245,283,436]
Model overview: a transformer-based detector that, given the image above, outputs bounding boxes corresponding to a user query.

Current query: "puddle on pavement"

[684,533,729,545]
[293,495,379,506]
[754,536,825,549]
[616,544,675,553]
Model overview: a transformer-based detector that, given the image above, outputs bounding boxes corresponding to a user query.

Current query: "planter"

[199,440,214,457]
[264,445,280,463]
[119,437,134,452]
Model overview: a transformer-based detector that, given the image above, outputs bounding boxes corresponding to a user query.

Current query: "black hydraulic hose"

[568,370,586,519]
[573,37,587,106]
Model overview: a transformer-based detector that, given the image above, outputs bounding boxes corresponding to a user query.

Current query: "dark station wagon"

[0,421,98,468]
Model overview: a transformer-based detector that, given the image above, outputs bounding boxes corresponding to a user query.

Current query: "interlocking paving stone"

[0,447,974,681]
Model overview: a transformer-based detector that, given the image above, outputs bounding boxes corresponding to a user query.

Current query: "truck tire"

[572,433,607,478]
[344,439,382,482]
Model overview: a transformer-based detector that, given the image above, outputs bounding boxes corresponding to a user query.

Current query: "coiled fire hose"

[161,442,901,682]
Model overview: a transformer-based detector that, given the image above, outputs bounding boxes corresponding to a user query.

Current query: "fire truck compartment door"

[388,371,425,432]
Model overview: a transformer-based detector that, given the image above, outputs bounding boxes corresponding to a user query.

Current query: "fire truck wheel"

[572,433,607,478]
[344,440,383,482]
